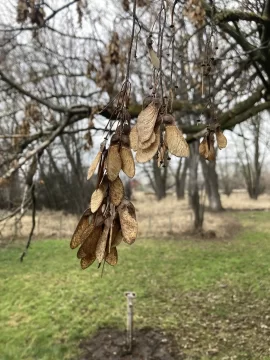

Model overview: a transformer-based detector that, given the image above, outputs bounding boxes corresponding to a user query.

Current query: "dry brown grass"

[134,192,241,239]
[0,191,269,241]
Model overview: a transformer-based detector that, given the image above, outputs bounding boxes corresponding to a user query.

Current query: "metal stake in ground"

[124,291,136,353]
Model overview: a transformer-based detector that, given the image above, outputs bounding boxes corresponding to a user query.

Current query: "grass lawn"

[1,211,270,360]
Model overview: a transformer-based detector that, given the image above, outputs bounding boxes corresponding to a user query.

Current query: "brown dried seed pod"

[77,244,87,259]
[80,254,96,269]
[143,95,153,108]
[163,114,175,125]
[77,225,102,259]
[90,182,108,213]
[165,125,190,157]
[95,211,105,227]
[120,147,135,178]
[216,128,227,149]
[208,146,215,161]
[105,247,118,266]
[157,144,166,168]
[155,115,162,128]
[79,221,95,246]
[110,133,120,145]
[121,134,130,147]
[110,176,124,206]
[115,125,121,136]
[129,126,138,151]
[107,145,122,181]
[117,200,138,244]
[136,128,160,163]
[123,122,131,135]
[87,151,102,180]
[137,101,160,143]
[199,137,208,158]
[207,134,216,161]
[95,225,110,263]
[139,131,156,150]
[111,230,123,247]
[110,218,121,243]
[70,208,92,249]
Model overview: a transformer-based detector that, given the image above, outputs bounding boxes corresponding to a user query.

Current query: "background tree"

[0,0,270,234]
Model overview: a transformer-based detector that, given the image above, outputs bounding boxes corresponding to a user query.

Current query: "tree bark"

[188,141,204,231]
[200,157,223,211]
[176,158,189,200]
[153,161,167,200]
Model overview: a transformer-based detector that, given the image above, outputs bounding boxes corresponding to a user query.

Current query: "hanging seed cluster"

[130,98,190,166]
[122,0,149,11]
[199,124,227,161]
[25,102,42,123]
[16,0,45,26]
[183,0,205,28]
[70,85,138,270]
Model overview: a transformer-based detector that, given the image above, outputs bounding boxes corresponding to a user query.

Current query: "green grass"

[1,211,270,359]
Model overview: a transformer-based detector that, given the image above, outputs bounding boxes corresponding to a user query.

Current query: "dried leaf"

[137,101,160,143]
[149,48,160,69]
[110,176,124,206]
[120,147,135,178]
[129,125,138,151]
[140,131,156,150]
[77,226,102,259]
[111,230,123,248]
[80,254,96,269]
[90,182,107,213]
[70,208,92,249]
[106,247,118,266]
[87,151,101,180]
[118,200,138,244]
[165,125,190,157]
[107,145,122,181]
[216,129,227,149]
[95,225,110,263]
[136,128,160,163]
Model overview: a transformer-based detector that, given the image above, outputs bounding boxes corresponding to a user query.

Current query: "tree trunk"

[176,158,189,200]
[153,160,167,200]
[200,157,223,211]
[188,141,204,231]
[238,120,264,200]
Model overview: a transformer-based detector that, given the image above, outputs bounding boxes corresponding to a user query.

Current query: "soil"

[78,327,180,360]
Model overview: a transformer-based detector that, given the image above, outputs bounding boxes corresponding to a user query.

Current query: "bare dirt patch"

[78,328,179,360]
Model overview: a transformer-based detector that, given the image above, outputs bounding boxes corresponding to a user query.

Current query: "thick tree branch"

[215,10,270,25]
[0,70,66,113]
[1,117,69,179]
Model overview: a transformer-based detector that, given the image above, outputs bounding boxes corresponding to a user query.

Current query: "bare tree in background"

[217,153,237,197]
[188,141,204,231]
[200,157,223,211]
[0,0,270,239]
[174,158,189,200]
[237,116,268,199]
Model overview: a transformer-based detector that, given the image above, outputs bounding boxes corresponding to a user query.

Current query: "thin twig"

[126,0,137,81]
